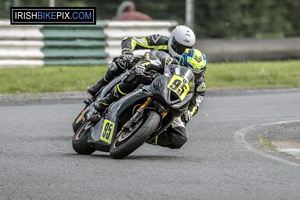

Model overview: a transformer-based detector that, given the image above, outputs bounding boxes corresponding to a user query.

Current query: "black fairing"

[110,64,194,118]
[110,88,153,118]
[96,72,125,99]
[147,64,195,117]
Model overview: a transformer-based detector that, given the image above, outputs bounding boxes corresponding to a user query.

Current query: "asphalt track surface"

[1,88,300,200]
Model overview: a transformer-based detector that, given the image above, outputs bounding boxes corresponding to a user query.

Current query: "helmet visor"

[171,38,193,55]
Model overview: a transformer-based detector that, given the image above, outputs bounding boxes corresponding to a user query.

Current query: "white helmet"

[168,25,196,58]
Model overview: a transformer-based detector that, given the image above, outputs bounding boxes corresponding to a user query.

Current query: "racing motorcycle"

[72,57,195,159]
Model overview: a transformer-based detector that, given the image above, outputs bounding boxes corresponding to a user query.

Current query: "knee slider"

[108,61,118,72]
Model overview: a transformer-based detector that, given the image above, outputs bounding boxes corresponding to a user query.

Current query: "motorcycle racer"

[151,48,207,148]
[87,25,196,97]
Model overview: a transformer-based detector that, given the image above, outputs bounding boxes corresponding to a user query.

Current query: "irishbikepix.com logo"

[11,7,96,25]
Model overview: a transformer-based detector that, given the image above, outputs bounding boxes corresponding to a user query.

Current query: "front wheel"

[110,111,161,159]
[72,105,90,133]
[72,122,95,155]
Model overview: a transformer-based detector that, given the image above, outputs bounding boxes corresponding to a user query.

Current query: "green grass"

[259,135,277,149]
[0,60,299,94]
[0,66,107,94]
[205,60,300,88]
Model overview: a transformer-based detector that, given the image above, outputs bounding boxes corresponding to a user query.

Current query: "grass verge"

[205,60,300,88]
[259,135,277,149]
[0,60,299,94]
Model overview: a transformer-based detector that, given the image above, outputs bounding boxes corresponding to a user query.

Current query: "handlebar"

[142,70,161,79]
[127,55,144,68]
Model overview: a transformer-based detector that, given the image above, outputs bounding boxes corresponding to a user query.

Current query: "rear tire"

[110,111,161,159]
[72,122,95,155]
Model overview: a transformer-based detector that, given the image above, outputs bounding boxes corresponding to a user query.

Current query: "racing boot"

[94,92,118,113]
[146,136,158,146]
[87,78,108,97]
[94,84,127,113]
[87,58,126,97]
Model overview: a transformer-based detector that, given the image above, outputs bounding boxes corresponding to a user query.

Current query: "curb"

[1,88,300,102]
[262,121,300,159]
[0,91,90,102]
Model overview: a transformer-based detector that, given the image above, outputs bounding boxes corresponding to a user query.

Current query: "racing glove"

[134,65,146,75]
[181,110,192,123]
[121,48,134,62]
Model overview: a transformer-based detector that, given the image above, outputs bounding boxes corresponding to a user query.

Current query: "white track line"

[234,120,300,167]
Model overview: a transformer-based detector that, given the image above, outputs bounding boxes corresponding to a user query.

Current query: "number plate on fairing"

[167,75,190,100]
[100,119,115,144]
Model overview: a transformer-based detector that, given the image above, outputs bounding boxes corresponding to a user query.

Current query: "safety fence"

[0,20,177,67]
[1,20,299,67]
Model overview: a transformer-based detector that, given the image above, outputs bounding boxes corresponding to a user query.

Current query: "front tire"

[72,105,90,133]
[72,122,95,155]
[110,111,161,159]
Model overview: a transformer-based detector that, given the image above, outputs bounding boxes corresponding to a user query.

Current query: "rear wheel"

[110,111,161,159]
[72,122,95,155]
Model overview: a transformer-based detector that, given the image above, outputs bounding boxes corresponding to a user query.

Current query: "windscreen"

[164,65,195,101]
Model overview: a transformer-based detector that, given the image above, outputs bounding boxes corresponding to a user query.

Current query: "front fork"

[138,97,169,119]
[117,97,169,136]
